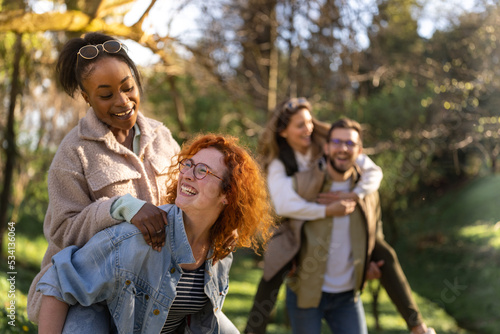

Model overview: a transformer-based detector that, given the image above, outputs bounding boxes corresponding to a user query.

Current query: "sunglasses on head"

[77,40,126,60]
[286,97,308,111]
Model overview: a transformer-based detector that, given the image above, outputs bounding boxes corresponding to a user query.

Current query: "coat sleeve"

[36,230,117,306]
[353,153,383,199]
[44,140,121,249]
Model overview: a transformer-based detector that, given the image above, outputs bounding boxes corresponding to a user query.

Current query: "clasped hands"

[316,191,359,217]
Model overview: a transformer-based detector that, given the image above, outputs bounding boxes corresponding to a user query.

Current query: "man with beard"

[284,118,387,334]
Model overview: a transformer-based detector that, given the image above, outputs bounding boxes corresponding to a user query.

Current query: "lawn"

[2,175,500,333]
[392,175,500,334]
[223,249,468,334]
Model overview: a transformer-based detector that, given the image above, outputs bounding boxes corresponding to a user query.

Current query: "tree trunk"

[0,33,23,255]
[167,75,188,137]
[267,6,278,113]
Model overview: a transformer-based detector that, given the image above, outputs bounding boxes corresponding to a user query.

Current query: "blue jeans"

[286,287,367,334]
[62,303,117,334]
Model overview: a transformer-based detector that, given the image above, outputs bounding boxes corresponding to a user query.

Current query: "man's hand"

[325,199,356,217]
[131,203,168,251]
[365,260,384,280]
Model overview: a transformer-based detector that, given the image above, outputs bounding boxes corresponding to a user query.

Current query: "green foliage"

[143,71,264,151]
[395,175,500,334]
[346,77,431,139]
[371,0,422,58]
[16,158,51,238]
[339,79,443,220]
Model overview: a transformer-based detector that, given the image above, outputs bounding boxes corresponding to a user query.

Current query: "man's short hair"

[327,118,363,144]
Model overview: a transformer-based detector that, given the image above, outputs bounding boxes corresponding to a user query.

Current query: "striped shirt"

[161,265,209,333]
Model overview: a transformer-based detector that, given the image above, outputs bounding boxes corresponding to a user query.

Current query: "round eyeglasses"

[77,40,126,60]
[179,159,223,181]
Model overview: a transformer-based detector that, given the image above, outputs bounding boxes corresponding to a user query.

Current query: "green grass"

[223,250,467,334]
[392,175,500,334]
[2,175,500,333]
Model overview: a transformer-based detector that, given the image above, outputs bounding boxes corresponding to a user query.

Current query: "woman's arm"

[353,153,383,199]
[44,139,123,249]
[111,194,168,251]
[38,296,69,334]
[267,159,327,220]
[44,164,121,248]
[37,233,117,307]
[267,160,351,219]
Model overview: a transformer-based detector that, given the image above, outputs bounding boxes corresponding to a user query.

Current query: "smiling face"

[324,128,362,180]
[80,57,140,135]
[279,108,314,155]
[175,148,227,217]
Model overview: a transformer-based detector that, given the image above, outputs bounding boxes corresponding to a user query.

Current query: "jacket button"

[170,268,176,274]
[141,155,144,162]
[125,280,131,285]
[153,309,160,315]
[214,307,218,312]
[145,295,149,300]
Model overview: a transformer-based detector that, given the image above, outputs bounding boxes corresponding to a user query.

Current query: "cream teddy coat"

[27,109,180,323]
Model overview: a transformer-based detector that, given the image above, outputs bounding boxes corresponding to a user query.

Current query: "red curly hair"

[164,134,275,260]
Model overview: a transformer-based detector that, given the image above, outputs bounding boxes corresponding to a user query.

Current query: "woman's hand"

[324,199,356,217]
[365,260,384,280]
[131,203,168,251]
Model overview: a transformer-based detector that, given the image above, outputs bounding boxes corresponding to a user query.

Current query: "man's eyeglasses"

[179,159,223,181]
[77,40,126,60]
[329,138,358,149]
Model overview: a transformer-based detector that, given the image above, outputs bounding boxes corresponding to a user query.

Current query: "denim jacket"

[37,204,233,334]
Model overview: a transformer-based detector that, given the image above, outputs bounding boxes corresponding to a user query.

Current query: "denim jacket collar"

[162,204,197,266]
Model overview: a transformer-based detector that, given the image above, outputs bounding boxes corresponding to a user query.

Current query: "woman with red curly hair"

[36,134,274,334]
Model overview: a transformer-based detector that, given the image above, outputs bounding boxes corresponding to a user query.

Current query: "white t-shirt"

[321,179,355,293]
